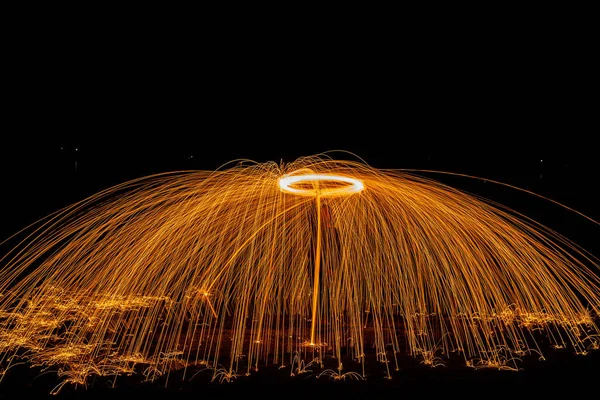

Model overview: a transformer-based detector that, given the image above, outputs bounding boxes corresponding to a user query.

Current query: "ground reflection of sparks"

[0,154,599,393]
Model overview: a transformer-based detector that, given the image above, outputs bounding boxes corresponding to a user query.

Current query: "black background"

[1,9,599,399]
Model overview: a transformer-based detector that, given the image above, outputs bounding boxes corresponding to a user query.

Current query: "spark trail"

[0,154,598,391]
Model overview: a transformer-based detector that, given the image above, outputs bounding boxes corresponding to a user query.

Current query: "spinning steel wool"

[0,155,598,392]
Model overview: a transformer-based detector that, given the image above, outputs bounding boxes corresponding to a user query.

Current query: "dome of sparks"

[0,154,599,392]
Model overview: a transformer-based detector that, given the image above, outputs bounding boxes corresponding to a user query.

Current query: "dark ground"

[1,345,599,398]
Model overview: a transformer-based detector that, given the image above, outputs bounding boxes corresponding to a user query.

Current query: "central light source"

[278,173,364,197]
[278,171,364,347]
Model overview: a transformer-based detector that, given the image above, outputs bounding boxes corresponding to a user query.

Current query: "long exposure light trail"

[0,155,598,392]
[278,173,364,197]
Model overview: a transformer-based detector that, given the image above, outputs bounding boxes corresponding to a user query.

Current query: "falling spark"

[0,154,599,392]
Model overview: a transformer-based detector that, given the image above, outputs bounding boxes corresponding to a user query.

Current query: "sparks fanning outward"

[0,154,599,392]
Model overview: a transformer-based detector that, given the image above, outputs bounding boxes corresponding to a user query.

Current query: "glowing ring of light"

[278,173,364,197]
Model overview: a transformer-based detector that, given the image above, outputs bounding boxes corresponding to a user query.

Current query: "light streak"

[0,155,597,392]
[278,173,364,197]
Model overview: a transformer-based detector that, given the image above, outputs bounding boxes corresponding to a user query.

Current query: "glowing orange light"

[278,173,364,197]
[278,171,364,345]
[0,154,598,392]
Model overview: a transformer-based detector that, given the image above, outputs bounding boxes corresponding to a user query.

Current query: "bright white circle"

[278,173,364,197]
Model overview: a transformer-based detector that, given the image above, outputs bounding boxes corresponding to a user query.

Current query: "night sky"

[1,14,599,399]
[3,141,598,255]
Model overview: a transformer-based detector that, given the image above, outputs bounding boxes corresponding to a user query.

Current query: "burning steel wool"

[0,155,599,393]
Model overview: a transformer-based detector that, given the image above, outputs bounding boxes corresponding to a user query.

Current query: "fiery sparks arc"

[0,155,599,392]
